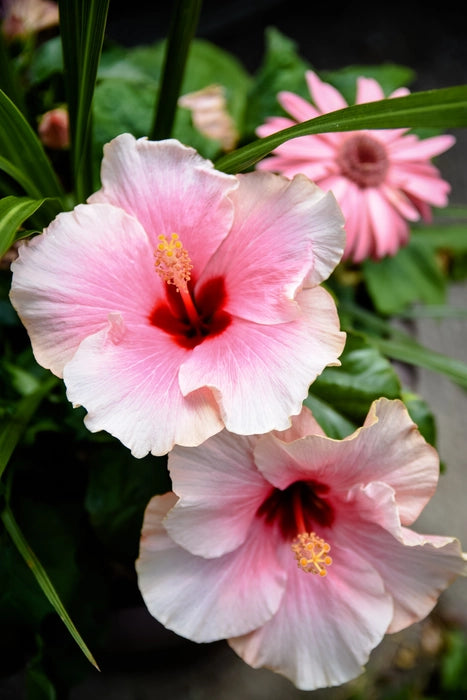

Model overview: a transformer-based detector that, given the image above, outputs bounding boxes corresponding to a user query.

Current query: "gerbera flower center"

[337,134,389,187]
[151,233,231,349]
[256,479,334,577]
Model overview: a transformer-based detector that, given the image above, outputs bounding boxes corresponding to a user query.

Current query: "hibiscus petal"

[343,519,467,634]
[63,322,223,457]
[165,431,271,557]
[200,172,344,326]
[229,543,392,690]
[179,286,345,436]
[256,398,438,525]
[9,202,159,376]
[137,494,287,642]
[88,133,238,275]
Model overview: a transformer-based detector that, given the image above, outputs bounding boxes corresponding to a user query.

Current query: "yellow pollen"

[154,233,193,291]
[291,532,332,576]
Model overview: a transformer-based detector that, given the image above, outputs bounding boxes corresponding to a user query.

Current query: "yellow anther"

[291,532,332,576]
[154,233,193,291]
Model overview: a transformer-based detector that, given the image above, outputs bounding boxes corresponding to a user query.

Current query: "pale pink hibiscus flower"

[256,71,455,263]
[137,398,466,690]
[9,134,346,457]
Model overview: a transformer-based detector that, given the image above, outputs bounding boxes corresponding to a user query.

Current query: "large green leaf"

[362,237,446,315]
[215,85,467,173]
[58,0,110,201]
[0,90,63,198]
[308,334,401,425]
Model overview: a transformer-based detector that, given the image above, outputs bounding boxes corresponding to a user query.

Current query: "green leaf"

[243,27,311,139]
[0,374,57,482]
[150,0,203,140]
[85,444,170,558]
[401,390,437,446]
[58,0,110,201]
[215,85,467,173]
[0,195,57,257]
[309,334,401,425]
[341,299,467,389]
[93,39,251,167]
[369,335,467,389]
[362,238,446,315]
[0,89,64,198]
[1,506,99,670]
[303,393,357,439]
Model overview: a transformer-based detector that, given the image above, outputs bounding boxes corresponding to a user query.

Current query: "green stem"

[150,0,203,140]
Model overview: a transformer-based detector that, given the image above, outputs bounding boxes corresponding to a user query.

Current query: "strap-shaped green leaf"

[0,195,59,257]
[150,0,203,140]
[58,0,110,201]
[1,506,99,670]
[0,90,64,197]
[216,85,467,173]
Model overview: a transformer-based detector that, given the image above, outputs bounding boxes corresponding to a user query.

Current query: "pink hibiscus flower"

[9,134,346,457]
[136,398,466,690]
[256,71,455,263]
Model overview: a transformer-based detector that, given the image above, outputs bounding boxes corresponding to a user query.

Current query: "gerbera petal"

[63,323,223,457]
[9,203,159,376]
[305,70,348,113]
[391,164,452,207]
[277,90,321,121]
[137,494,287,642]
[365,187,408,258]
[165,431,271,557]
[199,172,345,323]
[355,76,385,104]
[178,286,345,436]
[229,543,392,690]
[88,133,238,275]
[389,133,455,161]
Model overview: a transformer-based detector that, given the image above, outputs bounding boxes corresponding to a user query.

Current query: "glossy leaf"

[215,85,467,173]
[309,334,401,424]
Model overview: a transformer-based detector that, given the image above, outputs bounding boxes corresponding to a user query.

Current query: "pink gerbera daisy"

[137,398,466,690]
[9,134,346,457]
[256,71,455,263]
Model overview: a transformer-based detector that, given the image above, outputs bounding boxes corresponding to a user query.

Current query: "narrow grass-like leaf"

[341,300,467,389]
[0,30,26,114]
[215,85,467,173]
[0,90,64,197]
[1,506,99,670]
[0,375,57,482]
[0,195,58,256]
[58,0,110,201]
[368,335,467,389]
[150,0,203,140]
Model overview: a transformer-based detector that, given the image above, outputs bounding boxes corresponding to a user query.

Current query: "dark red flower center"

[256,479,335,540]
[337,133,389,187]
[149,276,231,349]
